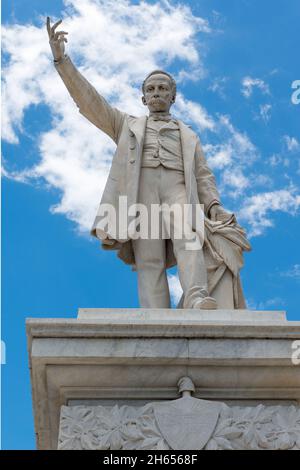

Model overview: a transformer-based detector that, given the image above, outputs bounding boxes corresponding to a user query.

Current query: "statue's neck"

[149,111,172,121]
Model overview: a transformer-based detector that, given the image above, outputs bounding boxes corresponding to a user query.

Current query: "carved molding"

[58,401,300,450]
[58,376,300,450]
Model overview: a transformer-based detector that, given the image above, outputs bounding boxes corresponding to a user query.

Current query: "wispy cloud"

[208,76,228,99]
[246,297,286,310]
[241,76,270,98]
[204,114,258,198]
[267,136,300,170]
[269,154,290,167]
[258,103,272,123]
[281,264,300,281]
[282,135,300,152]
[238,186,300,237]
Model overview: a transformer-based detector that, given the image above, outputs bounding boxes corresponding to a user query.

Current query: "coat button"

[129,159,136,163]
[130,145,136,150]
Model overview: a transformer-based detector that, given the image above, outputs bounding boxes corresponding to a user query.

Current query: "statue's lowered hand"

[46,17,68,62]
[102,238,115,246]
[209,204,233,223]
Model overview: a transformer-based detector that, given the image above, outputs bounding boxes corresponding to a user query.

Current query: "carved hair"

[142,70,177,99]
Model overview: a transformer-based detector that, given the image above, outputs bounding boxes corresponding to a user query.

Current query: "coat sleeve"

[54,55,125,143]
[194,138,221,215]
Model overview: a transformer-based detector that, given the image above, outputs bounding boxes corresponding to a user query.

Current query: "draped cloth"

[178,214,251,309]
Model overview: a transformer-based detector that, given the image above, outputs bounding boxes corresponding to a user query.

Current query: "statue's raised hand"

[47,17,68,61]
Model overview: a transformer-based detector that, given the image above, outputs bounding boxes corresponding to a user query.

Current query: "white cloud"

[282,135,300,152]
[241,76,270,98]
[246,297,286,310]
[2,24,49,144]
[250,173,273,188]
[2,0,297,242]
[203,114,258,198]
[238,187,300,237]
[4,0,257,233]
[263,297,286,307]
[204,143,232,169]
[167,273,183,306]
[222,168,250,194]
[269,154,290,167]
[258,103,272,123]
[2,0,212,232]
[208,76,228,99]
[267,137,300,173]
[205,115,258,170]
[174,93,215,131]
[218,115,258,160]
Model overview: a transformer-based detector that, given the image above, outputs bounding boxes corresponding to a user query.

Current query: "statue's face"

[142,73,175,113]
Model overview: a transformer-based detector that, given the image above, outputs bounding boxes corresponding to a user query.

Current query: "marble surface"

[77,308,286,321]
[58,400,300,450]
[26,309,300,449]
[58,377,300,450]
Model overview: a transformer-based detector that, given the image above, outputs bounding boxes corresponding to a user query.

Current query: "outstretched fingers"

[51,19,62,35]
[47,18,63,39]
[46,17,51,36]
[54,31,68,41]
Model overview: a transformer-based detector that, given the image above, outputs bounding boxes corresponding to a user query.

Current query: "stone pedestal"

[26,309,300,450]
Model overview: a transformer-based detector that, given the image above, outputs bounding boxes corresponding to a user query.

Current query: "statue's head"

[142,70,176,114]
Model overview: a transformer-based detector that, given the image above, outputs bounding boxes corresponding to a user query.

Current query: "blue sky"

[1,0,300,449]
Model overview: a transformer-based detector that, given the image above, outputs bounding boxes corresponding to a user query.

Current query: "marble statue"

[47,18,251,310]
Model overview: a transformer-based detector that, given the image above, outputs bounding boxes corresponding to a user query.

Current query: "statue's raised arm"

[47,17,250,310]
[46,17,125,143]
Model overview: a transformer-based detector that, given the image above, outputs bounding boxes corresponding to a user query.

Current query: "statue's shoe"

[193,296,218,310]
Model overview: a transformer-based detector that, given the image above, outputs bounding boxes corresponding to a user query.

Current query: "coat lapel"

[178,120,197,200]
[127,115,147,206]
[178,120,197,167]
[128,115,147,150]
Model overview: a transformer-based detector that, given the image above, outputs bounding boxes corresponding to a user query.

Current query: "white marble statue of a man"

[47,18,247,310]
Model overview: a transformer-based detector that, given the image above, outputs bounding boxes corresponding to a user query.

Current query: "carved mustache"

[149,97,166,104]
